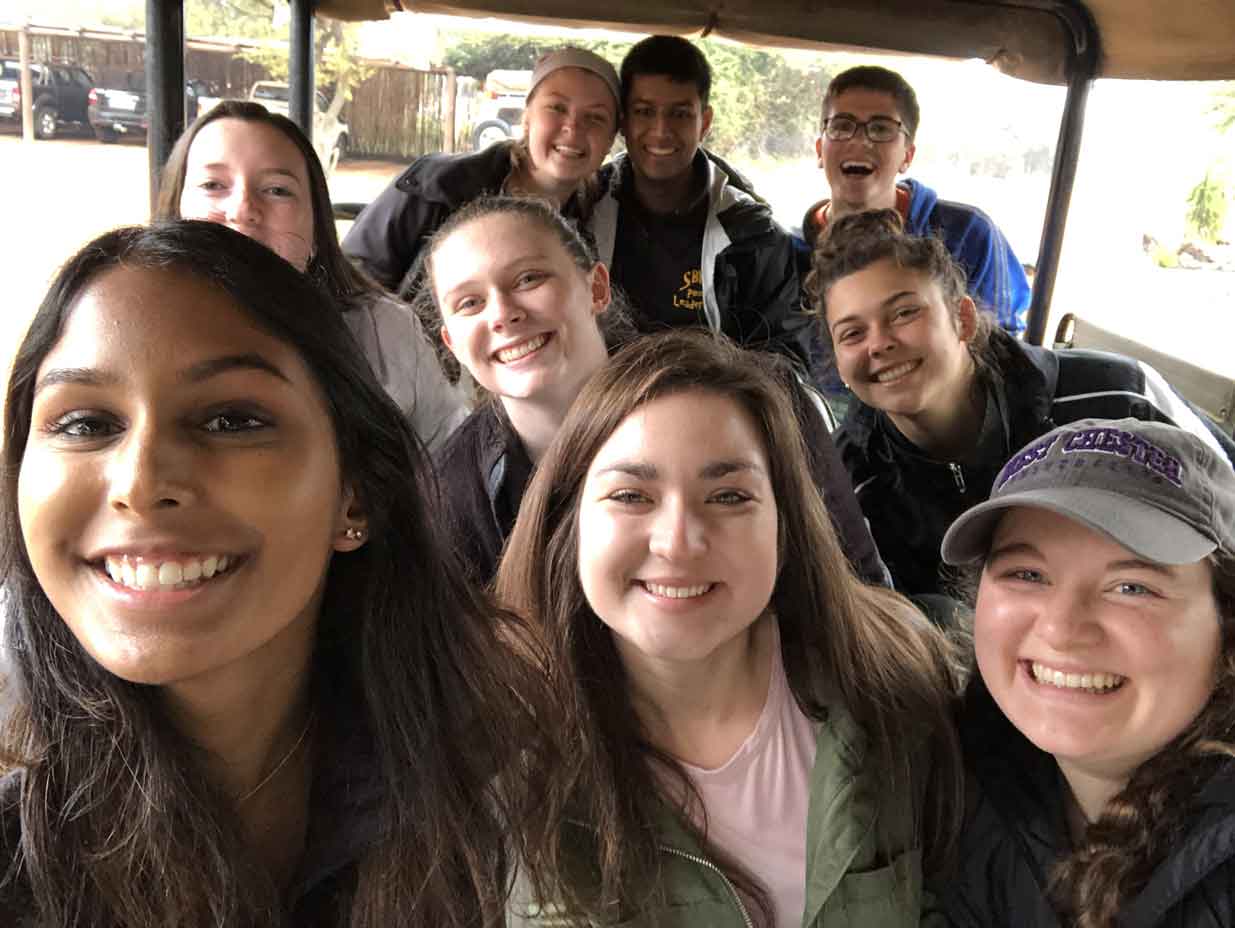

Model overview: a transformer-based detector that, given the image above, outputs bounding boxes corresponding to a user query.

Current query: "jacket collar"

[988,327,1057,431]
[395,142,514,205]
[472,404,534,540]
[842,327,1059,460]
[961,677,1070,865]
[474,402,512,496]
[802,702,881,916]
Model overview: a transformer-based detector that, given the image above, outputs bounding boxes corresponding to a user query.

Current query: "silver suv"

[471,69,530,149]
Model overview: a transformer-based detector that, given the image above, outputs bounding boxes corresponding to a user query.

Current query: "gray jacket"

[343,292,468,453]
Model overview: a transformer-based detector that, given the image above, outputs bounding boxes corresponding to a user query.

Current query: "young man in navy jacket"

[589,35,813,373]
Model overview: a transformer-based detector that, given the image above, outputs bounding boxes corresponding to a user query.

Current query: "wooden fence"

[347,64,450,158]
[1,23,469,160]
[0,25,270,95]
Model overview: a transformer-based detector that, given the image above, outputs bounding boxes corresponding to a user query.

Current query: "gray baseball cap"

[528,47,621,112]
[941,418,1235,566]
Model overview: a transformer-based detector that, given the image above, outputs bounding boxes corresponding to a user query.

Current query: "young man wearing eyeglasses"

[588,35,812,373]
[802,65,1031,335]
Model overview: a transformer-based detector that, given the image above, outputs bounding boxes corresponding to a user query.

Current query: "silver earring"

[344,527,364,541]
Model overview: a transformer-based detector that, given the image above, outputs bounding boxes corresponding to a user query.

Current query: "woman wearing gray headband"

[342,47,621,301]
[930,418,1235,927]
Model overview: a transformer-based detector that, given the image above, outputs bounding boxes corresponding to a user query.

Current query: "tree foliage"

[697,39,835,158]
[1186,170,1229,242]
[442,33,554,78]
[184,0,368,115]
[98,2,143,30]
[439,31,832,159]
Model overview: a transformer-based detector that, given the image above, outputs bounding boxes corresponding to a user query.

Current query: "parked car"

[471,69,529,149]
[87,72,218,143]
[0,59,93,139]
[88,71,146,143]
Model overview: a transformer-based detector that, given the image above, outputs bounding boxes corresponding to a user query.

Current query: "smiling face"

[816,88,915,214]
[435,211,611,416]
[576,390,778,673]
[622,74,713,186]
[522,68,618,198]
[825,257,976,424]
[178,118,316,270]
[975,507,1221,786]
[17,265,357,690]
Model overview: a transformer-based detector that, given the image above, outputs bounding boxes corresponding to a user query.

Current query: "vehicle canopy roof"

[316,0,1235,83]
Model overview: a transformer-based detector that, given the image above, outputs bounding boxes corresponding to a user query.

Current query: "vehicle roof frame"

[147,0,1223,347]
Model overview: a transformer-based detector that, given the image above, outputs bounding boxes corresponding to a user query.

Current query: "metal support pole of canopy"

[145,0,185,210]
[289,0,315,140]
[1023,0,1100,345]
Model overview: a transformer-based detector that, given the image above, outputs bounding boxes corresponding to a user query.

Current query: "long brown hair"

[496,329,963,924]
[0,221,557,926]
[153,99,380,309]
[1049,551,1235,927]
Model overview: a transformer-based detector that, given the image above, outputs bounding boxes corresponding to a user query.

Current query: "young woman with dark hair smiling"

[497,330,962,927]
[155,100,467,453]
[805,209,1235,600]
[0,220,556,926]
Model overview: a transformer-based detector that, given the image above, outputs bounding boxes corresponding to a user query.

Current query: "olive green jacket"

[511,701,928,927]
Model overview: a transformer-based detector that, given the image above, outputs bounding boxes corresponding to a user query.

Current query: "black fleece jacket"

[931,678,1235,927]
[341,142,594,298]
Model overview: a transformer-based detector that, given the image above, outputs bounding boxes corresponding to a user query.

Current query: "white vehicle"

[471,69,530,150]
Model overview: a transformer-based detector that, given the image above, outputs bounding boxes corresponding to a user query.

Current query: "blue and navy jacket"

[798,177,1032,335]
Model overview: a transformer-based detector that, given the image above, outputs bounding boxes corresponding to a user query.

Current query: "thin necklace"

[236,711,315,805]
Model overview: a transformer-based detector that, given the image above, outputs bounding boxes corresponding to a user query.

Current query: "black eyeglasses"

[822,115,909,143]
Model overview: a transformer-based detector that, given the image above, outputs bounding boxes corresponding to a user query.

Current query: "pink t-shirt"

[682,630,819,928]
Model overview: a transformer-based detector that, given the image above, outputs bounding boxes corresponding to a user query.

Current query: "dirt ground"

[0,131,405,377]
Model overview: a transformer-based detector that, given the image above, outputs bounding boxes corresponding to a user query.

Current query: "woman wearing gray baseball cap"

[929,418,1235,927]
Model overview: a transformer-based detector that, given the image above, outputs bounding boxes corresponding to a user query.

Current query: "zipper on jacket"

[658,845,755,928]
[949,462,967,493]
